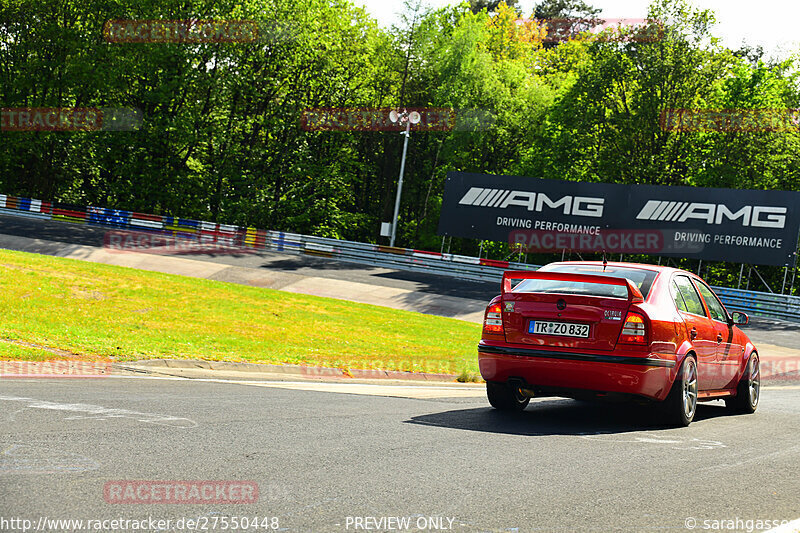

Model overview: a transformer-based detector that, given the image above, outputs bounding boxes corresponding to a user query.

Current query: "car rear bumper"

[478,342,677,401]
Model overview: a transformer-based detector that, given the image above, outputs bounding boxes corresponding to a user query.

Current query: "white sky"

[354,0,800,59]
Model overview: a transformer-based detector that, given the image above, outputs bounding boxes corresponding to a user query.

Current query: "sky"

[354,0,800,59]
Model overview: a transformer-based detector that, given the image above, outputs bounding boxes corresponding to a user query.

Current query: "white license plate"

[529,320,590,338]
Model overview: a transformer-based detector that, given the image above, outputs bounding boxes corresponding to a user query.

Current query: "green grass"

[0,340,67,361]
[0,249,482,375]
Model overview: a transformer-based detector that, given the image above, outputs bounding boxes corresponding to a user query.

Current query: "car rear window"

[513,264,658,299]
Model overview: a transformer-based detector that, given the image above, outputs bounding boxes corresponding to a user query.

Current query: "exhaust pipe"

[508,377,535,398]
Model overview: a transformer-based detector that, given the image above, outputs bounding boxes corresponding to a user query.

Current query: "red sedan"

[478,261,760,426]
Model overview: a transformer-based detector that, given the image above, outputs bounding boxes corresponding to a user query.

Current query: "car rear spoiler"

[502,271,645,303]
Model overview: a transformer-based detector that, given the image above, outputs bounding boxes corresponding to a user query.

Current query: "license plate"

[529,320,590,338]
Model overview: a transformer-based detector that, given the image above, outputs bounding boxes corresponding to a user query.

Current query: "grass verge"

[0,249,482,375]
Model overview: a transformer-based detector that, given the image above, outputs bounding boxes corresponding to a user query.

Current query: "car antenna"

[602,250,608,272]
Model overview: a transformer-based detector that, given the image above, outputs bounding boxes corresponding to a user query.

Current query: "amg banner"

[437,172,800,267]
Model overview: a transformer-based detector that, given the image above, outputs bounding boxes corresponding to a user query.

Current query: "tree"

[533,0,600,20]
[469,0,519,14]
[518,0,733,186]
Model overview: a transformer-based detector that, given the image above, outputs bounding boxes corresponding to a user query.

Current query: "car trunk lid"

[501,271,644,351]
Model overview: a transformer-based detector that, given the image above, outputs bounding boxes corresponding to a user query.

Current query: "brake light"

[483,303,504,334]
[619,312,647,345]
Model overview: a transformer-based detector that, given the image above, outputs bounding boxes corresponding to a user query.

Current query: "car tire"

[725,353,760,414]
[662,356,698,427]
[486,381,530,411]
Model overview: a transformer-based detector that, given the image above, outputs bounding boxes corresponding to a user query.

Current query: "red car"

[478,261,760,426]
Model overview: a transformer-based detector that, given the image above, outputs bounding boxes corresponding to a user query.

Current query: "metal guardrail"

[1,193,798,323]
[712,286,800,323]
[262,230,539,284]
[273,231,544,282]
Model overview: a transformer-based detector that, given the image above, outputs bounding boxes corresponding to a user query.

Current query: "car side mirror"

[730,311,749,326]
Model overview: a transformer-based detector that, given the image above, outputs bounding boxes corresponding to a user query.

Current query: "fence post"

[782,267,788,294]
[751,265,774,293]
[737,263,744,289]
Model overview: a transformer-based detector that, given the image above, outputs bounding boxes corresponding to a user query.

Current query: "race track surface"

[2,377,799,532]
[2,213,800,532]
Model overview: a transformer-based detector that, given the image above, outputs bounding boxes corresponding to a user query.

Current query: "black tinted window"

[513,278,629,298]
[538,264,658,298]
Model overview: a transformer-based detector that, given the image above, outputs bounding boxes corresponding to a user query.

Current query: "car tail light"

[619,312,647,345]
[483,303,504,334]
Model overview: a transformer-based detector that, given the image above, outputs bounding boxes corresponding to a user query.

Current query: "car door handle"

[690,327,697,340]
[717,334,723,343]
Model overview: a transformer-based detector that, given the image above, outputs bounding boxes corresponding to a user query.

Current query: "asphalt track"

[2,212,800,532]
[1,377,799,532]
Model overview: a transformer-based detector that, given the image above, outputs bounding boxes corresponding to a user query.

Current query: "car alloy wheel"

[486,381,530,411]
[725,352,761,415]
[747,354,760,409]
[682,357,698,421]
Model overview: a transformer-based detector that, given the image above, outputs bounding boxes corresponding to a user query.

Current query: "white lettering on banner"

[638,200,788,229]
[459,187,605,218]
[673,232,784,249]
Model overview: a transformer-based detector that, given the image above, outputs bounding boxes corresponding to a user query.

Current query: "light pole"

[388,109,420,247]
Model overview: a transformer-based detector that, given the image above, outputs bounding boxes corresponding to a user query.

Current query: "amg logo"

[458,187,604,218]
[636,201,787,229]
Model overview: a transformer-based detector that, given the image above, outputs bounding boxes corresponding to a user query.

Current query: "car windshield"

[513,264,658,299]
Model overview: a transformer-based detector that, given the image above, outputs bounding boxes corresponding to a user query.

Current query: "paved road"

[1,377,798,533]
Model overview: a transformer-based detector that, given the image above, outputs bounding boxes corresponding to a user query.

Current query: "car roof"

[542,261,699,279]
